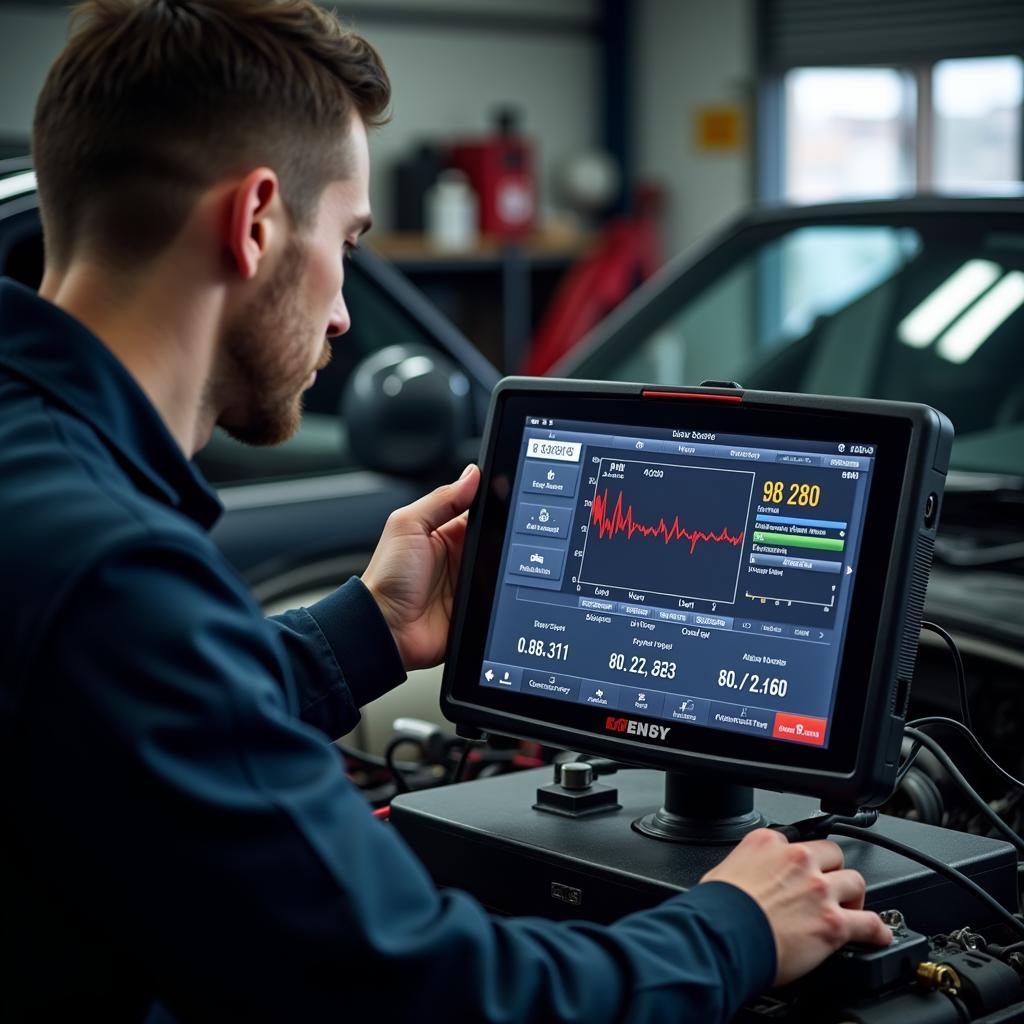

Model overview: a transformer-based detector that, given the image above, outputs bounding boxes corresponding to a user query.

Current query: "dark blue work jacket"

[0,278,774,1022]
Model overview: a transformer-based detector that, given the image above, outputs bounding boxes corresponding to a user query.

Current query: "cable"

[452,740,478,784]
[895,739,923,787]
[771,809,879,842]
[385,737,422,795]
[895,766,945,826]
[947,993,971,1024]
[828,823,1024,941]
[908,715,1024,793]
[904,726,1024,853]
[920,620,972,732]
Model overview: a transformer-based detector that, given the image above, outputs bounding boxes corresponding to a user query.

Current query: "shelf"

[368,230,593,270]
[367,230,593,372]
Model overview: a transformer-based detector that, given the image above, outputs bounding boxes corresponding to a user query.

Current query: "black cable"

[772,809,879,842]
[947,993,971,1024]
[897,766,945,826]
[385,737,422,795]
[908,715,1024,792]
[895,739,923,787]
[904,727,1024,853]
[920,620,972,732]
[452,740,478,784]
[828,823,1024,941]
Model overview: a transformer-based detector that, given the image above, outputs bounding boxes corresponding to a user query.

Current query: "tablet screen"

[479,414,877,751]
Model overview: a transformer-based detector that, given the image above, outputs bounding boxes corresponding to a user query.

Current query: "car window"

[579,225,919,389]
[749,225,1024,476]
[567,215,1024,477]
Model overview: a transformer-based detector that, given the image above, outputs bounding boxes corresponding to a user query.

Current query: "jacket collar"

[0,277,222,529]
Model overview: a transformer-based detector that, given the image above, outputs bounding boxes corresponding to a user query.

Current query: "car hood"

[926,565,1024,650]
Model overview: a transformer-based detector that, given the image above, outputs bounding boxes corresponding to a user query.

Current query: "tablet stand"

[632,773,766,844]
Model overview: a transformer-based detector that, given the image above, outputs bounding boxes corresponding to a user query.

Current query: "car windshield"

[564,209,1024,478]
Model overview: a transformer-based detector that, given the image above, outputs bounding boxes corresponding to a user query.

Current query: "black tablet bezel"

[441,380,949,807]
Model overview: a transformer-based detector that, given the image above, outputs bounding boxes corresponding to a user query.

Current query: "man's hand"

[700,828,891,986]
[362,464,480,671]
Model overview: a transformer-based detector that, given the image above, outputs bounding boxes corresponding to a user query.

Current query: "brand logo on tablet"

[605,717,670,741]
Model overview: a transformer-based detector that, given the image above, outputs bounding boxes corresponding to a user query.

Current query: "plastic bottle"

[425,169,479,252]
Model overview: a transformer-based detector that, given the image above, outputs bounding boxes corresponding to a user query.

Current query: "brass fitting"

[915,961,962,995]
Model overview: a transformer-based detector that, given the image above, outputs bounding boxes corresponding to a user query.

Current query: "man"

[0,1,890,1020]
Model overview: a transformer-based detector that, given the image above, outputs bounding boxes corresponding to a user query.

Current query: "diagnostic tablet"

[441,379,952,809]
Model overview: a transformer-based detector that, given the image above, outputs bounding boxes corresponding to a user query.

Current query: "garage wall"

[0,0,755,256]
[344,1,599,230]
[0,0,601,232]
[0,5,66,145]
[633,0,755,257]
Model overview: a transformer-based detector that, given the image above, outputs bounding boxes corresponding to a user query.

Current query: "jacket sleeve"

[16,540,776,1023]
[267,575,406,739]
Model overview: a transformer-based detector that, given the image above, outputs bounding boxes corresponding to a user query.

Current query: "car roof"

[0,164,36,204]
[740,194,1024,225]
[554,193,1024,379]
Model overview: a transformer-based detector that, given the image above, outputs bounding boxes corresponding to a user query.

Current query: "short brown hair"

[32,0,390,268]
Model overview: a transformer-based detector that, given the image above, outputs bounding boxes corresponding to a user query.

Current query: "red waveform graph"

[591,488,745,554]
[578,460,755,602]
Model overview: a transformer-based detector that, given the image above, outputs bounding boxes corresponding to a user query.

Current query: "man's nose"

[327,290,350,337]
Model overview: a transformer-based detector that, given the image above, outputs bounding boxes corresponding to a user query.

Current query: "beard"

[216,236,332,447]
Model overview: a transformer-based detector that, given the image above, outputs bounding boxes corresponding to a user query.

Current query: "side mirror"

[342,344,476,478]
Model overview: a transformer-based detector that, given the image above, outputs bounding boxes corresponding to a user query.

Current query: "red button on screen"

[772,713,827,746]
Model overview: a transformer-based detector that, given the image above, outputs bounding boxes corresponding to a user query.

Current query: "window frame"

[757,55,1024,204]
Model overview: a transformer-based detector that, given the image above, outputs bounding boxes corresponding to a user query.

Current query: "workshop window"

[933,56,1023,191]
[783,67,916,203]
[777,57,1024,202]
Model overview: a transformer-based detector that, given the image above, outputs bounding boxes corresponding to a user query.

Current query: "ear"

[226,168,280,281]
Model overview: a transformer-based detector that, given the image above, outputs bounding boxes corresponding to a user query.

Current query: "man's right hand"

[700,828,891,986]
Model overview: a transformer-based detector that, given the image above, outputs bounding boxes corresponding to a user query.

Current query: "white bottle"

[425,169,479,252]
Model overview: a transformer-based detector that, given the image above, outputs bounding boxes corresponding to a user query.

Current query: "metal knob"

[560,762,594,791]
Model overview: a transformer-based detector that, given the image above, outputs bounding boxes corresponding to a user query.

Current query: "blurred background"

[1,1,1023,763]
[3,0,1019,377]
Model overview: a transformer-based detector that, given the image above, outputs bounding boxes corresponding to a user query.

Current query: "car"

[554,197,1024,833]
[5,161,1023,825]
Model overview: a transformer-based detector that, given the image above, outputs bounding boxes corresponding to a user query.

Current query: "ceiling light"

[898,259,1001,347]
[0,170,36,202]
[936,270,1024,364]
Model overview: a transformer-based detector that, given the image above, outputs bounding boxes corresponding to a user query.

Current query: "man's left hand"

[362,464,480,671]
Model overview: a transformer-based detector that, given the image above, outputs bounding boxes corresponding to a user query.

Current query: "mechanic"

[0,1,891,1020]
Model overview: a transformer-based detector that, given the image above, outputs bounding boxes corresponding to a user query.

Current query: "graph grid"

[578,459,755,604]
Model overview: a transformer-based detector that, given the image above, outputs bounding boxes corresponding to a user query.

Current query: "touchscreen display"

[479,415,877,750]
